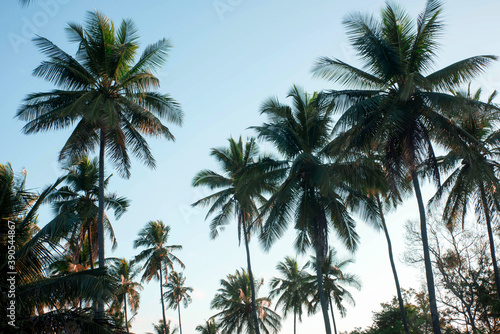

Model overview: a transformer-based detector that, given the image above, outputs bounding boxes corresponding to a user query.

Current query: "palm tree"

[306,249,361,334]
[269,257,310,334]
[192,136,283,334]
[196,319,219,334]
[312,1,497,332]
[109,258,143,333]
[0,164,118,332]
[163,271,193,334]
[47,156,129,269]
[211,268,281,334]
[429,87,500,298]
[134,220,184,334]
[252,86,379,334]
[341,147,411,334]
[17,11,183,317]
[148,319,179,334]
[374,192,412,334]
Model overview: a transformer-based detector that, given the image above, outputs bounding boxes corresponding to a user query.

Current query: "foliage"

[405,217,500,333]
[146,319,179,334]
[313,1,497,332]
[269,257,310,325]
[210,268,281,334]
[0,164,119,333]
[16,10,183,178]
[196,319,219,334]
[193,136,284,334]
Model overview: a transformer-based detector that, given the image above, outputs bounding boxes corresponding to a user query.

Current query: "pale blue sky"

[2,0,500,333]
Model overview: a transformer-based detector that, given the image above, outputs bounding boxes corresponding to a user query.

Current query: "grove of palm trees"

[1,0,500,333]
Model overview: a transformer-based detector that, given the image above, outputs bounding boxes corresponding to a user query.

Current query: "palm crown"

[134,220,184,283]
[313,0,496,187]
[210,269,281,334]
[269,257,310,334]
[16,10,184,177]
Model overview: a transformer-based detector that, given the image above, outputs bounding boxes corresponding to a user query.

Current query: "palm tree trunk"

[177,301,183,334]
[124,297,129,334]
[294,311,297,334]
[410,168,441,334]
[88,225,94,270]
[315,245,332,334]
[241,213,261,334]
[97,128,106,319]
[328,298,338,334]
[160,268,167,334]
[376,195,410,334]
[479,183,500,299]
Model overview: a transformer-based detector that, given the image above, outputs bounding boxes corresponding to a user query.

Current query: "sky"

[1,0,500,333]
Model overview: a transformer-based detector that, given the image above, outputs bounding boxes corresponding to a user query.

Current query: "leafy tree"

[193,136,283,334]
[253,86,379,334]
[134,220,184,334]
[17,10,183,316]
[269,257,310,334]
[163,271,193,334]
[109,258,143,333]
[312,1,497,332]
[405,217,500,333]
[342,289,460,334]
[211,268,281,334]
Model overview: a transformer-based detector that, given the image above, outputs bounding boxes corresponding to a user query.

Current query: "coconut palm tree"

[211,268,281,334]
[269,257,310,334]
[373,192,412,334]
[0,164,117,332]
[339,145,412,334]
[17,11,183,316]
[252,85,379,334]
[109,258,143,333]
[196,319,219,334]
[163,271,192,334]
[429,87,500,298]
[312,1,497,332]
[306,249,361,334]
[147,319,179,334]
[47,156,129,269]
[192,137,283,334]
[134,220,184,334]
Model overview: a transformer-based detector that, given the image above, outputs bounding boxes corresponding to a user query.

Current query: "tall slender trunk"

[479,183,500,299]
[328,298,338,334]
[241,212,261,334]
[293,311,297,334]
[410,168,441,334]
[315,245,332,334]
[160,268,167,334]
[124,296,129,333]
[97,129,106,319]
[177,301,183,334]
[88,225,94,270]
[376,195,410,334]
